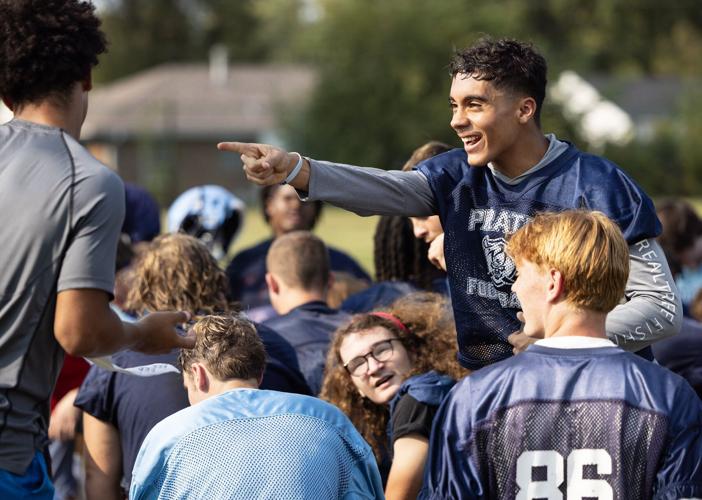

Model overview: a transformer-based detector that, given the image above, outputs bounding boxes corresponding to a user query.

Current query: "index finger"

[217,141,262,158]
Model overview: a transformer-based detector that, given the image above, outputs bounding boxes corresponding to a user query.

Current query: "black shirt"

[390,393,438,444]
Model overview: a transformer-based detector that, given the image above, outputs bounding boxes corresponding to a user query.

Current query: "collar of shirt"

[534,336,617,349]
[488,133,570,185]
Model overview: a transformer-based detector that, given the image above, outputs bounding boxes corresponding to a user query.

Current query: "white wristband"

[282,152,304,185]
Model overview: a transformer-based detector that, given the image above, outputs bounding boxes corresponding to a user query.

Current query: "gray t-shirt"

[0,119,124,474]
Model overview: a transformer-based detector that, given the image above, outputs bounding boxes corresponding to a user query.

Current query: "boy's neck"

[543,303,608,341]
[492,128,549,179]
[13,83,85,139]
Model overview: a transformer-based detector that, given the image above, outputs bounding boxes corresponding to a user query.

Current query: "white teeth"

[463,136,479,145]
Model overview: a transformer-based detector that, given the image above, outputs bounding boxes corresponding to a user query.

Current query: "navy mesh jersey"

[421,345,702,499]
[417,146,660,369]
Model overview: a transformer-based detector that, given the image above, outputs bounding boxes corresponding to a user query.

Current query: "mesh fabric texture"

[153,413,370,499]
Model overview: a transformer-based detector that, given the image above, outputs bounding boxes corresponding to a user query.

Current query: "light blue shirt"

[130,389,384,500]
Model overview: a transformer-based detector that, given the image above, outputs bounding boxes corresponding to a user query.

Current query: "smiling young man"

[218,38,680,370]
[420,210,702,499]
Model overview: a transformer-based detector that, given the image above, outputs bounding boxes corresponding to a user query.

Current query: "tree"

[94,0,196,83]
[277,0,701,176]
[94,0,269,83]
[282,0,476,168]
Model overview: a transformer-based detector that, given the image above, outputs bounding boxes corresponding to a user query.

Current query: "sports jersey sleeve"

[343,449,386,500]
[420,380,484,499]
[391,394,438,443]
[73,364,115,423]
[652,382,702,499]
[57,142,125,294]
[606,240,682,351]
[305,159,436,216]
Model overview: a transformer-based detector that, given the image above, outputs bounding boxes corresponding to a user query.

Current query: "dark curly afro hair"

[0,0,107,107]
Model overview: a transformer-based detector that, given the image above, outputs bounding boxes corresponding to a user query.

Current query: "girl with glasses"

[321,292,466,499]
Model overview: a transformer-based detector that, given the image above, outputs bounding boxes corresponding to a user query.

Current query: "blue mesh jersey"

[417,146,661,369]
[420,345,702,499]
[130,389,383,500]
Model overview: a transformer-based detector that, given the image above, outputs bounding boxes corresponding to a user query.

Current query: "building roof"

[82,63,317,141]
[586,75,689,123]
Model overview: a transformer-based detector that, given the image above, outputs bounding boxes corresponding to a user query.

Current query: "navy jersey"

[417,146,660,369]
[651,317,702,399]
[421,345,702,499]
[263,301,349,394]
[74,350,189,493]
[341,281,419,313]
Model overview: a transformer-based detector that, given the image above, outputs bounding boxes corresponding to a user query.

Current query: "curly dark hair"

[449,37,547,125]
[320,292,466,462]
[373,215,442,290]
[0,0,107,108]
[373,140,453,289]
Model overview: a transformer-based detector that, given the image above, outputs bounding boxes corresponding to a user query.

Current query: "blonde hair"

[125,233,232,315]
[506,210,629,313]
[320,292,466,462]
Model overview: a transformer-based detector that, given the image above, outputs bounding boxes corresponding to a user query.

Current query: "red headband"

[369,312,410,334]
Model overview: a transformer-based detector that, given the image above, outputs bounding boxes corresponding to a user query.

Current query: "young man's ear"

[265,272,280,295]
[191,363,210,393]
[326,272,335,292]
[546,268,564,303]
[516,96,537,124]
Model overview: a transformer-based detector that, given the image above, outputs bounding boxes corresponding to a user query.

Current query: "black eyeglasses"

[343,338,399,377]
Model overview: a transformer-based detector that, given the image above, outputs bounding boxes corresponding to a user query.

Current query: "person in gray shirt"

[218,38,680,370]
[0,1,194,496]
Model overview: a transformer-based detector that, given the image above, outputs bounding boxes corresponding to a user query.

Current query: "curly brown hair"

[178,315,266,382]
[320,292,465,462]
[125,233,234,316]
[0,0,107,108]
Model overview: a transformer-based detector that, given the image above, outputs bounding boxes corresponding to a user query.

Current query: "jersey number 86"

[516,448,613,500]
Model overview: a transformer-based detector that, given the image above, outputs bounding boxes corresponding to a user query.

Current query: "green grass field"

[230,206,379,276]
